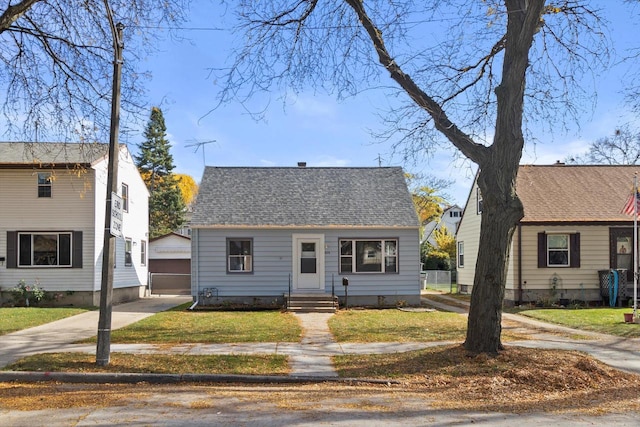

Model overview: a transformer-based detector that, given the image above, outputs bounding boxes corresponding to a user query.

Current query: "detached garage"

[148,232,191,295]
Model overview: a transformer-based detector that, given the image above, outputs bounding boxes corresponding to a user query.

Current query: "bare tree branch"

[0,0,190,141]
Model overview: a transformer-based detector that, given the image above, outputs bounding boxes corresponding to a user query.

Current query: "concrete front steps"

[286,293,338,313]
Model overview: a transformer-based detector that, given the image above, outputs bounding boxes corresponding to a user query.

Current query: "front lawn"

[329,309,469,342]
[82,305,302,344]
[4,352,289,375]
[516,307,640,338]
[0,307,90,335]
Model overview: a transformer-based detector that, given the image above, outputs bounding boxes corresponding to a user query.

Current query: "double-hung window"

[228,238,252,272]
[38,172,52,198]
[140,240,147,266]
[121,183,129,212]
[339,239,398,273]
[547,234,569,267]
[457,241,464,268]
[125,238,133,267]
[538,232,580,268]
[18,232,71,267]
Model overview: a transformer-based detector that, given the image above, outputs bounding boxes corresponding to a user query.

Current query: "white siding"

[0,168,96,291]
[150,234,191,260]
[192,228,420,299]
[92,147,149,292]
[0,145,148,300]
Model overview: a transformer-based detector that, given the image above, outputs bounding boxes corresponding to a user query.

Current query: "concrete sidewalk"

[2,293,640,381]
[0,296,191,368]
[422,292,640,375]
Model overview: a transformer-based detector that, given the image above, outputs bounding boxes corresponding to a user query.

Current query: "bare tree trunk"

[463,0,541,354]
[464,166,523,353]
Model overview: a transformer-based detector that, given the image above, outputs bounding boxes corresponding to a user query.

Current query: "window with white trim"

[457,241,464,268]
[121,183,129,212]
[476,188,483,214]
[18,232,71,267]
[125,238,133,267]
[547,234,569,267]
[140,240,147,266]
[38,172,52,198]
[227,238,253,272]
[339,239,398,273]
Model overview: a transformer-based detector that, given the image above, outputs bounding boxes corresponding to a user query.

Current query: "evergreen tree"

[135,107,186,238]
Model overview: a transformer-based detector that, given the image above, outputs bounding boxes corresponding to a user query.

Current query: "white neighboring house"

[0,142,149,306]
[421,205,463,247]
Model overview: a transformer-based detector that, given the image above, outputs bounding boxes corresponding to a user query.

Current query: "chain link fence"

[421,270,455,293]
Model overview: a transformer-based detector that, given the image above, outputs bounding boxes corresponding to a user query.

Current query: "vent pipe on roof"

[297,162,307,167]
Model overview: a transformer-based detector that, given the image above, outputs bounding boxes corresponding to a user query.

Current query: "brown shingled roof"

[517,164,640,223]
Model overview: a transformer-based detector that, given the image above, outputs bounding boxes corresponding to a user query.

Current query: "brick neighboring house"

[0,142,149,306]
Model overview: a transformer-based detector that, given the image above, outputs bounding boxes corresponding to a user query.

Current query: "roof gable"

[192,166,419,228]
[517,164,640,223]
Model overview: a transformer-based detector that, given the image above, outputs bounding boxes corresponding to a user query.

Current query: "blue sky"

[126,2,640,206]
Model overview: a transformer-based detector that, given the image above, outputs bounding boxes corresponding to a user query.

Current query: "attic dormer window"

[38,172,52,198]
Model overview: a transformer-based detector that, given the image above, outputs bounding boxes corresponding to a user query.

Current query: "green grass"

[82,305,302,344]
[3,352,289,375]
[329,309,468,342]
[517,307,640,338]
[0,307,90,335]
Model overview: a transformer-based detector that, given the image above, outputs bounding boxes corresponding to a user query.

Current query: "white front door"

[292,234,324,291]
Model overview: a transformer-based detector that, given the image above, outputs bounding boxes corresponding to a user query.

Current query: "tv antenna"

[185,139,216,166]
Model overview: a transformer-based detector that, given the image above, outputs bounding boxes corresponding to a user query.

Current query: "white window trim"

[547,233,570,267]
[125,237,133,267]
[339,238,398,274]
[140,240,147,266]
[121,183,129,212]
[457,241,464,268]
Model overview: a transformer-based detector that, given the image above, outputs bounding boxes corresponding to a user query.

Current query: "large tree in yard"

[218,1,608,353]
[0,0,189,141]
[136,107,186,238]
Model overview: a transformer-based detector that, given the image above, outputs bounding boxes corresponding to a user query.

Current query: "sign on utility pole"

[96,14,124,367]
[110,192,123,238]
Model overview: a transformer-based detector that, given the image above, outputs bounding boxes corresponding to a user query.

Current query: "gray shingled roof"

[192,166,419,228]
[0,142,108,166]
[517,164,640,222]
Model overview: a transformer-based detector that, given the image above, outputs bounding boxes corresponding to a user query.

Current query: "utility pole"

[96,11,124,366]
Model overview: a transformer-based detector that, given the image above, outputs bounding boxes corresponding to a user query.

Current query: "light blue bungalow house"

[189,164,421,309]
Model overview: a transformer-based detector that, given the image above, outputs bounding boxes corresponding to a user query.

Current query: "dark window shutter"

[6,231,17,268]
[537,232,547,268]
[72,231,83,268]
[570,233,581,268]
